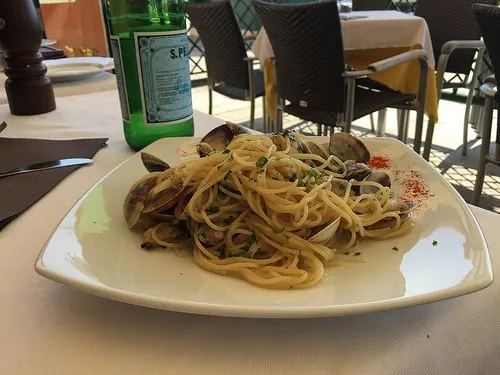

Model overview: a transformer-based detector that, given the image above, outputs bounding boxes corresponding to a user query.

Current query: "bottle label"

[135,30,193,126]
[109,36,130,122]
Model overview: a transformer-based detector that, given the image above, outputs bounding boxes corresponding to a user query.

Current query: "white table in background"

[0,91,499,375]
[252,10,436,68]
[0,71,118,106]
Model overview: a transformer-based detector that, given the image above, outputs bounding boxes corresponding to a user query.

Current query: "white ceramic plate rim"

[34,137,494,318]
[41,39,57,47]
[44,57,114,79]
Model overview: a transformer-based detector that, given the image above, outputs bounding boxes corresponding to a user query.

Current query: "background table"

[1,91,499,375]
[252,10,439,123]
[0,71,118,105]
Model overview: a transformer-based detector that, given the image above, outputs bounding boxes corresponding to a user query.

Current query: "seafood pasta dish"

[123,124,414,289]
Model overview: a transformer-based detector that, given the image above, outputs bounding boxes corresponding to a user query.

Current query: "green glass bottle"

[104,0,194,150]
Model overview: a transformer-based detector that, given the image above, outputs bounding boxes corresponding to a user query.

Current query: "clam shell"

[309,217,341,244]
[329,133,370,163]
[141,152,170,173]
[360,171,391,195]
[143,175,187,214]
[123,172,161,229]
[200,122,253,152]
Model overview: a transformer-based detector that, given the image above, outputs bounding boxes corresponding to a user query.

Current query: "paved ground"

[191,85,500,213]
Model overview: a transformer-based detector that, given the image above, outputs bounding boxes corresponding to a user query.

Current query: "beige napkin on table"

[0,133,108,230]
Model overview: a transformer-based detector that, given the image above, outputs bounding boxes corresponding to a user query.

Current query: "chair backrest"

[415,0,497,75]
[473,4,500,96]
[252,0,345,113]
[352,0,392,11]
[185,0,249,90]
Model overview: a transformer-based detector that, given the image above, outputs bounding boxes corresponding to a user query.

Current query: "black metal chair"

[472,4,500,206]
[351,0,393,132]
[352,0,392,11]
[185,0,265,129]
[412,0,497,160]
[252,0,428,151]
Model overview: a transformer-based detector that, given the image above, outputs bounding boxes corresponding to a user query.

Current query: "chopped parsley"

[235,249,252,258]
[222,149,230,154]
[279,129,296,142]
[392,246,399,251]
[256,156,268,169]
[218,246,227,259]
[206,203,219,213]
[297,180,305,187]
[240,232,258,254]
[309,168,318,177]
[432,240,438,246]
[220,183,239,195]
[249,232,257,244]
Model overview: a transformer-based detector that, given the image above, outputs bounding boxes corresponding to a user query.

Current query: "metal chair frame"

[471,3,500,206]
[395,0,497,161]
[206,55,265,129]
[422,40,487,160]
[472,80,497,205]
[186,0,265,129]
[272,50,429,154]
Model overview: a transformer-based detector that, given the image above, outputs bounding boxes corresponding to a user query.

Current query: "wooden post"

[0,0,56,115]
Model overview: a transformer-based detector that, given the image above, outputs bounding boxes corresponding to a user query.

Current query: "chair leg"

[422,118,435,162]
[472,95,494,206]
[262,96,267,133]
[208,86,213,115]
[276,97,284,133]
[413,58,429,155]
[250,96,255,129]
[247,59,256,129]
[397,109,406,141]
[344,77,356,134]
[463,48,485,156]
[403,110,410,143]
[376,108,386,137]
[369,113,376,132]
[462,90,474,156]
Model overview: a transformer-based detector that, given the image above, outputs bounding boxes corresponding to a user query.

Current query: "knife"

[0,158,93,179]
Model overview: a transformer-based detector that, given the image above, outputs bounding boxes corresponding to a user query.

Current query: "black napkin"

[0,136,108,230]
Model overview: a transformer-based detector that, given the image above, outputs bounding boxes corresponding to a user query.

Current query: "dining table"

[0,66,118,106]
[252,10,439,127]
[1,89,500,375]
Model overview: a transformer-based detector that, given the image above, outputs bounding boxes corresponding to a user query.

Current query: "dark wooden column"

[0,0,56,115]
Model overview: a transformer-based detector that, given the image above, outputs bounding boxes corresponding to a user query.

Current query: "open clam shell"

[199,122,254,154]
[360,171,391,195]
[309,217,341,244]
[366,202,416,230]
[141,222,186,250]
[143,173,187,214]
[329,133,370,163]
[123,172,162,229]
[141,152,170,173]
[345,162,371,181]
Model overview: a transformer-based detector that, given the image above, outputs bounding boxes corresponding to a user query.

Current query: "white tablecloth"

[0,71,118,106]
[1,91,500,375]
[252,10,436,69]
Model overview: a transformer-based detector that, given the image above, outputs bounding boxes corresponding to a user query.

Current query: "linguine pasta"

[125,132,413,290]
